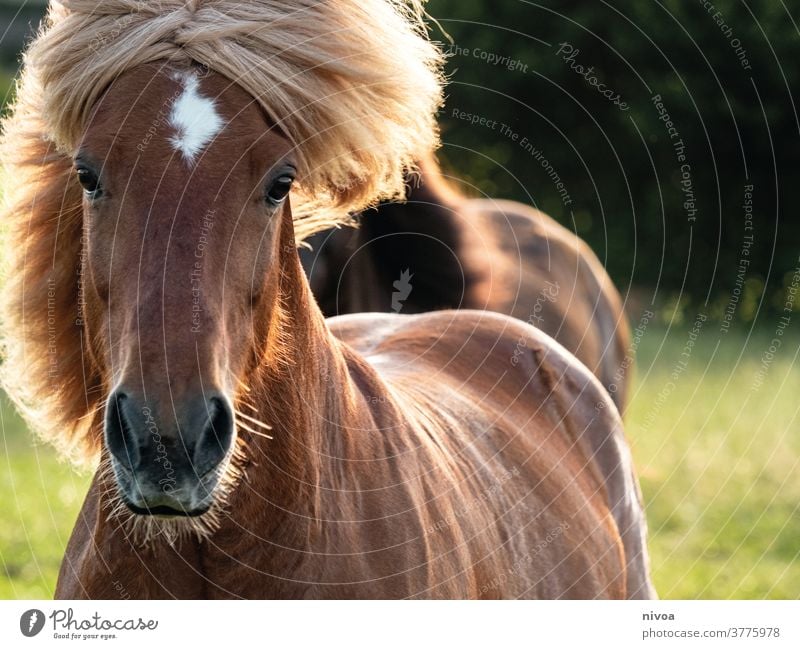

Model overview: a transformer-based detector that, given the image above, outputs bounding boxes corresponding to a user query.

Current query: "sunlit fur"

[0,0,443,466]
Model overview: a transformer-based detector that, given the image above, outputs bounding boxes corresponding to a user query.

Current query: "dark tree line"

[427,0,798,321]
[2,0,798,321]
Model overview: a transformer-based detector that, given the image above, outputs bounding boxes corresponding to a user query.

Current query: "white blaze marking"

[169,73,223,163]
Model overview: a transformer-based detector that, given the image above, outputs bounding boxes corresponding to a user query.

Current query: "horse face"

[76,65,295,517]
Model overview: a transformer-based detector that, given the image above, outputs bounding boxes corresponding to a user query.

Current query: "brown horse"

[302,156,631,412]
[1,1,654,599]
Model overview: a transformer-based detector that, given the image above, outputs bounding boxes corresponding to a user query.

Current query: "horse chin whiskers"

[100,438,249,548]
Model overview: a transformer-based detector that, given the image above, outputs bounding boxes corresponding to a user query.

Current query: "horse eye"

[76,167,102,198]
[266,175,293,206]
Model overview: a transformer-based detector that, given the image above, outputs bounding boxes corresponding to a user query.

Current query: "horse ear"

[0,89,105,465]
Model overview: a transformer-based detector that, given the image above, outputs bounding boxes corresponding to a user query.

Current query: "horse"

[301,155,631,412]
[0,0,654,599]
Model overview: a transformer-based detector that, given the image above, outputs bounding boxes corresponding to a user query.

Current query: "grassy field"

[628,322,800,598]
[0,395,90,599]
[0,324,798,599]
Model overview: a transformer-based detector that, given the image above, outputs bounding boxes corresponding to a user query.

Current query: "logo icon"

[20,609,45,637]
[391,268,413,313]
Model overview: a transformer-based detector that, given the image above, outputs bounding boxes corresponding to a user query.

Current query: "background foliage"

[425,0,798,321]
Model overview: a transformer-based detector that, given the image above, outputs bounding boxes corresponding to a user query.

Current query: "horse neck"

[230,216,359,534]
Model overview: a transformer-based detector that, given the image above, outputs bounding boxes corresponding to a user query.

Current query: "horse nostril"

[194,396,235,475]
[104,391,142,470]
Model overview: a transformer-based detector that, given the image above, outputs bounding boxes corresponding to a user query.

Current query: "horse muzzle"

[103,388,235,517]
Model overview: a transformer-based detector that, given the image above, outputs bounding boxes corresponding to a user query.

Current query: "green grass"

[0,396,90,598]
[628,324,800,598]
[0,325,798,598]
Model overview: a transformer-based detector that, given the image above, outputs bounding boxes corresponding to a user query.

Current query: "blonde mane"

[0,0,444,464]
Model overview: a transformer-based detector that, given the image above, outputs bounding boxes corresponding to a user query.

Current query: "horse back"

[327,310,653,598]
